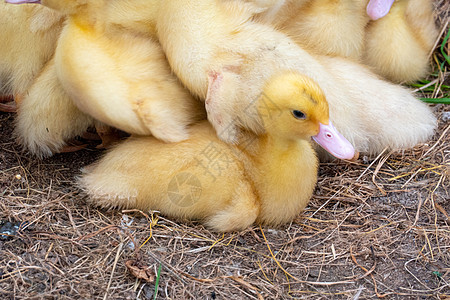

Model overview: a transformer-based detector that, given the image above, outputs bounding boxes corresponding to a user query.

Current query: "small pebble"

[15,174,21,180]
[442,111,450,122]
[363,155,369,164]
[126,241,135,251]
[0,221,21,240]
[267,229,279,235]
[121,214,134,227]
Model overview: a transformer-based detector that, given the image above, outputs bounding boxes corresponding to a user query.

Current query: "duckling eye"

[292,110,306,120]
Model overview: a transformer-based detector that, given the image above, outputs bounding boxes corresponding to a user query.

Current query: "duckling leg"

[0,95,13,102]
[0,93,27,113]
[0,95,16,112]
[205,71,241,144]
[127,39,204,143]
[94,122,125,149]
[59,142,88,153]
[204,181,259,232]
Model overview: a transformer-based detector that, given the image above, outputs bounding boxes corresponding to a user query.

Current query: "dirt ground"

[1,4,449,300]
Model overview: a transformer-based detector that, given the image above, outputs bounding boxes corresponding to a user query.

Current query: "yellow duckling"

[79,73,355,232]
[0,2,62,91]
[0,1,63,111]
[363,0,439,82]
[156,0,436,156]
[15,0,204,143]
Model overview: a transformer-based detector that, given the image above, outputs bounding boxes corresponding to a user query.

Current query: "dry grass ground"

[1,3,449,300]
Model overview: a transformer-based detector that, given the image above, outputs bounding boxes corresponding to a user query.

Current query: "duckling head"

[6,0,87,14]
[260,72,355,160]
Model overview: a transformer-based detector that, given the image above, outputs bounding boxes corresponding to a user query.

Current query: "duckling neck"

[255,134,316,177]
[69,5,98,31]
[258,134,299,155]
[250,134,319,225]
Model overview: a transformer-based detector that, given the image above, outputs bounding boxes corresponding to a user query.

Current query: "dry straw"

[0,2,449,299]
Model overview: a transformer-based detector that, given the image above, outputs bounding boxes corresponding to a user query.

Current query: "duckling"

[15,0,204,142]
[0,1,63,110]
[363,0,439,82]
[156,0,436,156]
[79,73,355,232]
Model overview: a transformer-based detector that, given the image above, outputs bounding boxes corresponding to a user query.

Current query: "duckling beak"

[5,0,40,3]
[366,0,395,20]
[312,121,355,160]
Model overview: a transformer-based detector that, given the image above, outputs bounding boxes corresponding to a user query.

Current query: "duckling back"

[318,55,437,156]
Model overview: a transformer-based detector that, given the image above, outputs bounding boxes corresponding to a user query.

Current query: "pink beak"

[312,121,355,160]
[5,0,41,4]
[366,0,395,20]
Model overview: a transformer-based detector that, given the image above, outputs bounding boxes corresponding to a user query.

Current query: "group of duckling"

[0,0,439,232]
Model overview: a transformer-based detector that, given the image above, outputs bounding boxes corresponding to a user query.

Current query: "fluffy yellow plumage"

[363,0,438,82]
[36,0,204,142]
[3,0,437,158]
[253,0,438,82]
[0,1,96,157]
[157,0,436,157]
[0,1,62,105]
[79,73,339,232]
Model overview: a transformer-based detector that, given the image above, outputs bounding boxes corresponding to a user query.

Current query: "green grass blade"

[440,28,450,66]
[410,83,450,89]
[153,263,162,300]
[420,97,450,104]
